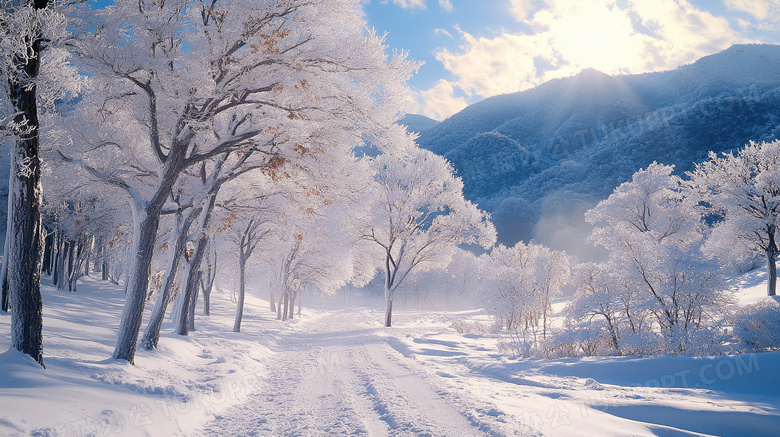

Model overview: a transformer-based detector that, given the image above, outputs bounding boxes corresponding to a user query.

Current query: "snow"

[1,273,779,436]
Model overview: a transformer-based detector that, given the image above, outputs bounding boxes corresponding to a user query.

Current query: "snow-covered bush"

[542,322,616,358]
[617,330,668,356]
[451,319,492,335]
[732,300,780,352]
[672,325,727,356]
[484,241,570,356]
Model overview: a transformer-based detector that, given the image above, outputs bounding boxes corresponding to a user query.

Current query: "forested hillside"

[415,44,780,257]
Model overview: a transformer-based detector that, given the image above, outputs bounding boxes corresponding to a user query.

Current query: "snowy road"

[192,304,780,437]
[197,312,488,436]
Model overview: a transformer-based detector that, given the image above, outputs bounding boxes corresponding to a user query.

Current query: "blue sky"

[362,0,780,120]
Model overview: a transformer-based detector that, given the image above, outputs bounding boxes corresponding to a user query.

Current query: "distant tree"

[362,128,496,327]
[484,241,569,354]
[566,262,632,351]
[231,217,267,332]
[688,140,780,296]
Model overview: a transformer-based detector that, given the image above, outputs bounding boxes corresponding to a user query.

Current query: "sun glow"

[541,3,643,74]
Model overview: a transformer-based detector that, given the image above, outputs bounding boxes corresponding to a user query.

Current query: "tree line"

[0,0,495,367]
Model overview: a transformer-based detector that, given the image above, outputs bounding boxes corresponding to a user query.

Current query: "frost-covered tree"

[484,241,569,355]
[57,0,413,363]
[263,199,366,321]
[231,217,267,332]
[688,140,780,296]
[586,163,727,352]
[397,248,485,308]
[362,128,496,327]
[566,262,635,351]
[211,179,275,332]
[0,0,76,367]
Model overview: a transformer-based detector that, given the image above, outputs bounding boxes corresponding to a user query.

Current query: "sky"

[361,0,780,121]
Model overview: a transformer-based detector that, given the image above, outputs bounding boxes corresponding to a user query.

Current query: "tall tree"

[0,0,59,367]
[688,140,780,296]
[362,128,496,327]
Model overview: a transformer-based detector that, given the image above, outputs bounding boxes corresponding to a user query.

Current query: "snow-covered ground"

[1,274,779,436]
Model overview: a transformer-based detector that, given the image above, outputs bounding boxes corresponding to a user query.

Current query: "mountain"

[398,113,438,135]
[417,44,780,259]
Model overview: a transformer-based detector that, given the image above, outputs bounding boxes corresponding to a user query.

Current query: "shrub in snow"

[451,319,492,335]
[732,300,780,352]
[618,330,668,357]
[483,241,570,355]
[666,324,727,357]
[542,322,616,358]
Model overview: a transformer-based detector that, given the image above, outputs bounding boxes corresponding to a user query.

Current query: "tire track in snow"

[196,312,492,436]
[347,343,484,436]
[197,343,373,436]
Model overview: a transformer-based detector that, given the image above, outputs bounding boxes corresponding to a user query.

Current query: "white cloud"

[507,0,536,20]
[724,0,780,21]
[388,0,427,10]
[439,0,453,12]
[415,0,747,120]
[628,0,741,70]
[435,30,555,98]
[435,28,453,38]
[411,80,469,121]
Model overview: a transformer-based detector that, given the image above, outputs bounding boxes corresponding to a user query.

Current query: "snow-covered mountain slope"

[398,113,439,135]
[416,44,780,255]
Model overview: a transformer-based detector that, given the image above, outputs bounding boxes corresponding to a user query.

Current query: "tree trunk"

[51,236,60,288]
[188,280,198,331]
[56,239,68,290]
[384,296,393,327]
[0,167,12,312]
[84,240,90,277]
[5,0,50,367]
[384,258,395,327]
[174,193,216,336]
[140,248,182,350]
[66,239,74,284]
[269,279,276,312]
[112,207,162,363]
[0,230,9,313]
[67,240,84,292]
[140,204,198,350]
[767,227,777,296]
[233,255,246,332]
[287,289,296,320]
[282,290,289,321]
[41,229,53,277]
[201,246,216,316]
[767,247,777,297]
